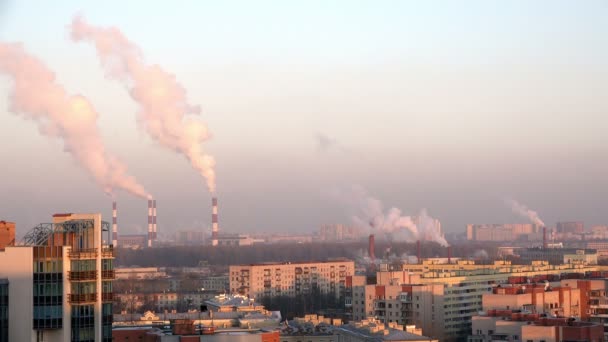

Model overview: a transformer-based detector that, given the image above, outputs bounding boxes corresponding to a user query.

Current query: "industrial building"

[229,260,355,300]
[0,213,114,342]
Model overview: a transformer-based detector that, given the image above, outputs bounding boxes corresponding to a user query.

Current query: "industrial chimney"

[447,246,451,264]
[153,199,157,241]
[417,240,421,264]
[543,226,547,249]
[112,201,118,247]
[212,197,219,246]
[148,199,153,247]
[368,234,375,260]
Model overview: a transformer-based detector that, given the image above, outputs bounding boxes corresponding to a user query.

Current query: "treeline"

[115,241,498,267]
[259,288,345,320]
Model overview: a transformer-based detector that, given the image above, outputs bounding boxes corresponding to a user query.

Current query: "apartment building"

[347,259,599,342]
[467,223,542,242]
[229,260,354,300]
[0,213,114,342]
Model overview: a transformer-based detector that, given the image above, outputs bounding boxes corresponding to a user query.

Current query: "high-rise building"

[0,213,114,342]
[229,260,354,300]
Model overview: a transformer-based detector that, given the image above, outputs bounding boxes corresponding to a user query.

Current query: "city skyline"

[1,1,608,237]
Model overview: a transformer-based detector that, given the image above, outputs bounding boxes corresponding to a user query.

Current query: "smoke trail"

[505,198,545,226]
[0,42,150,198]
[70,16,216,193]
[333,185,448,246]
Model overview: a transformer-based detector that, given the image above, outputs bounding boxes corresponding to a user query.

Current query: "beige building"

[0,213,115,342]
[229,260,354,300]
[467,223,542,242]
[348,259,599,342]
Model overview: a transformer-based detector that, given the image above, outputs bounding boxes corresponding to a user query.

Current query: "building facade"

[0,213,114,342]
[229,260,355,300]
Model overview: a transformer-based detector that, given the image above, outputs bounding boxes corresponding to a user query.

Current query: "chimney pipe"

[153,199,157,241]
[447,246,451,264]
[417,240,421,264]
[543,226,547,249]
[368,234,375,260]
[212,197,218,246]
[148,199,152,247]
[112,201,118,247]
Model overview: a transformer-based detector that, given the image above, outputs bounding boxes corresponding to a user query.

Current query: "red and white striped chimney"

[112,201,118,247]
[153,199,157,241]
[212,197,218,246]
[148,199,153,247]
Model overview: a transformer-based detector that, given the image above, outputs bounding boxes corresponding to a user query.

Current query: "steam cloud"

[70,16,216,193]
[0,42,149,198]
[332,185,448,246]
[506,199,545,226]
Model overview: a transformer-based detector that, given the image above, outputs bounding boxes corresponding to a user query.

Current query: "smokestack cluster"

[212,197,219,246]
[368,234,375,260]
[0,43,150,199]
[112,201,118,247]
[336,185,448,246]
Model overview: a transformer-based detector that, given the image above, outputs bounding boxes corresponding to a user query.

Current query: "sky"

[0,1,607,239]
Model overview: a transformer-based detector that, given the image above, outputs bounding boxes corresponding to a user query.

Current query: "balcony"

[102,292,114,302]
[101,270,115,280]
[101,247,114,258]
[68,270,97,281]
[68,248,98,259]
[68,293,97,304]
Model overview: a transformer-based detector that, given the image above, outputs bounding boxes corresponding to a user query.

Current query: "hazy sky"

[1,1,607,238]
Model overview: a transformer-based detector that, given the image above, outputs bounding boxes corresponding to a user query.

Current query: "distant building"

[229,260,355,300]
[175,230,205,245]
[467,223,542,242]
[217,234,263,246]
[556,221,584,234]
[518,247,597,265]
[115,267,167,280]
[0,221,15,249]
[319,224,361,242]
[0,213,115,342]
[117,234,147,248]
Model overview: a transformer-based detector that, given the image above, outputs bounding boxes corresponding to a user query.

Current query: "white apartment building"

[229,260,355,300]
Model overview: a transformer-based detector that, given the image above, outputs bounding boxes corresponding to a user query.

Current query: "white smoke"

[70,16,216,193]
[0,42,149,198]
[505,198,545,226]
[473,249,489,259]
[332,185,448,246]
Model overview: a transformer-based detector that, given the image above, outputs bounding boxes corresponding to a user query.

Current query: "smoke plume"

[505,199,545,226]
[70,16,216,193]
[332,185,448,246]
[0,42,149,198]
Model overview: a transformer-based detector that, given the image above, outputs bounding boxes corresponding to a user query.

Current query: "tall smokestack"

[368,234,375,260]
[153,199,157,241]
[112,201,118,246]
[212,197,218,246]
[447,246,451,264]
[543,226,547,249]
[148,199,153,247]
[417,240,421,264]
